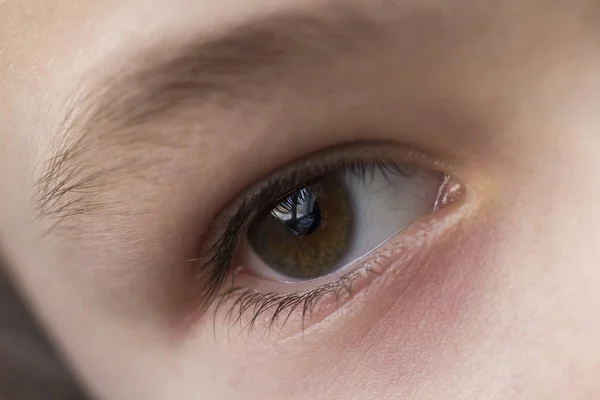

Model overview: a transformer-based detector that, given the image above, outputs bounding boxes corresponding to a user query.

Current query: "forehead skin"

[1,1,600,400]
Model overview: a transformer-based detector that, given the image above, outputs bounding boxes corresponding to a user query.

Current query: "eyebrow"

[35,3,457,226]
[68,6,399,136]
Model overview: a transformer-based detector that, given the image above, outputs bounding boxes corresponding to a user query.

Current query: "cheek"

[223,215,506,399]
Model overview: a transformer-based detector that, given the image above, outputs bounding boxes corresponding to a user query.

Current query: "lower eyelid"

[209,196,467,339]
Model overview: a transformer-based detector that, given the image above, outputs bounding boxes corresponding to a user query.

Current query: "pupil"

[272,189,321,236]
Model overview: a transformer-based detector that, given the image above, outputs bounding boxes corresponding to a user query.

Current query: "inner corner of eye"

[237,161,455,285]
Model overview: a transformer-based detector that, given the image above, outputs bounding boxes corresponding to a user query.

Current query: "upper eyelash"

[192,158,410,319]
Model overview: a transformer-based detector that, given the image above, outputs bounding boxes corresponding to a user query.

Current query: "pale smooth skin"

[1,1,600,399]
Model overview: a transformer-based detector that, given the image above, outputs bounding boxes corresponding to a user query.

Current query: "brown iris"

[247,177,354,279]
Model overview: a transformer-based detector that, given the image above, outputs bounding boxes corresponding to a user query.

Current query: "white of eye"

[339,167,440,267]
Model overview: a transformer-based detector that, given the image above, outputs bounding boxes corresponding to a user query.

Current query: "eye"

[194,146,464,329]
[244,166,441,283]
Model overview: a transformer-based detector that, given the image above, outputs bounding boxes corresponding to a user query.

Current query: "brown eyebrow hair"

[34,3,457,229]
[55,4,403,137]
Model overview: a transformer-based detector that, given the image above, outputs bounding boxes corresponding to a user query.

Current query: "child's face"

[1,1,600,399]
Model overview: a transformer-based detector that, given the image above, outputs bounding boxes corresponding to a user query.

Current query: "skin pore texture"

[1,0,600,399]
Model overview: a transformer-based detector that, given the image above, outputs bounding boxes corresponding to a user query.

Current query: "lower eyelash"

[213,267,370,335]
